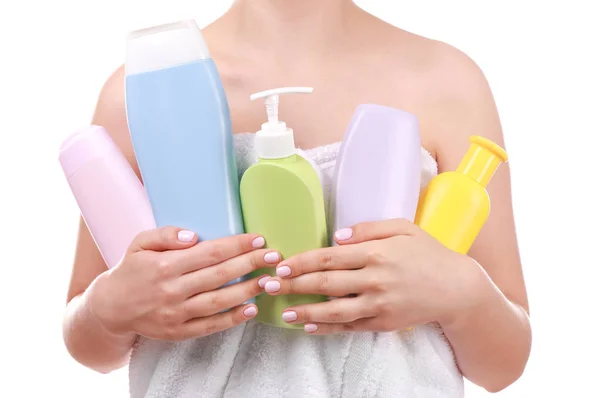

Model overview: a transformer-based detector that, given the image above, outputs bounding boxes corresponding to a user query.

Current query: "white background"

[1,0,598,397]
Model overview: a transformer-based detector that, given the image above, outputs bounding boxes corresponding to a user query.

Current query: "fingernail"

[334,228,353,241]
[265,280,281,293]
[243,306,257,317]
[276,265,292,277]
[258,276,270,288]
[178,230,195,242]
[282,311,297,322]
[264,252,280,264]
[252,236,265,248]
[304,324,318,333]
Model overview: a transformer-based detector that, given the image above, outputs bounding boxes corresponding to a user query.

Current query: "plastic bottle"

[414,135,508,254]
[59,125,156,269]
[124,20,244,285]
[330,104,422,238]
[239,87,328,328]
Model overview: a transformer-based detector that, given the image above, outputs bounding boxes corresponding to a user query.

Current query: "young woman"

[63,1,531,396]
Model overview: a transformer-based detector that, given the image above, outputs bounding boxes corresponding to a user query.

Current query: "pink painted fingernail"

[252,236,265,248]
[258,276,270,288]
[265,280,281,293]
[264,252,280,264]
[304,324,318,333]
[282,311,297,322]
[276,265,292,277]
[178,230,195,242]
[334,228,353,241]
[243,306,257,317]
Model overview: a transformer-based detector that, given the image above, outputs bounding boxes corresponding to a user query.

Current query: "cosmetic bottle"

[59,125,156,269]
[124,20,244,285]
[415,135,508,254]
[239,87,328,328]
[330,104,422,238]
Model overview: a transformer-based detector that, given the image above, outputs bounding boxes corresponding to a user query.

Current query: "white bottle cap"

[250,87,314,159]
[125,19,210,76]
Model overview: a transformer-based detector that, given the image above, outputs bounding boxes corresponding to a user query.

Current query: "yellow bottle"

[414,135,508,254]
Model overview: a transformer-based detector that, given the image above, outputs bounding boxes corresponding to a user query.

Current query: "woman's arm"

[441,259,531,392]
[63,66,137,373]
[427,44,531,392]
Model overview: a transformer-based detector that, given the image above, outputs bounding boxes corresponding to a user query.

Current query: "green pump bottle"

[239,87,328,329]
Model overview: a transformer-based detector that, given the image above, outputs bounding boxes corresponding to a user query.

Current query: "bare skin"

[63,0,530,392]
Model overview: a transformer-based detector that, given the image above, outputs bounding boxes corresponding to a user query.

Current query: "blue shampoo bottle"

[125,20,244,286]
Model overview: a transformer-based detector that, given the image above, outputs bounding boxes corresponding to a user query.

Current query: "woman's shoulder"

[91,64,140,173]
[94,65,126,119]
[380,23,490,101]
[377,23,500,163]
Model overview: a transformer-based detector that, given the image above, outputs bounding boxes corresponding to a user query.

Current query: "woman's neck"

[224,0,364,57]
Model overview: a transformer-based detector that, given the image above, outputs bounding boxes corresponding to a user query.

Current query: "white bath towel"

[130,322,463,398]
[128,134,463,397]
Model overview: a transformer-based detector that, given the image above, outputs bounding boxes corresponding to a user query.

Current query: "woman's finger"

[180,274,269,320]
[130,226,198,253]
[166,233,267,275]
[281,296,373,325]
[333,218,418,245]
[162,303,259,341]
[264,271,367,297]
[302,317,382,335]
[275,244,370,278]
[303,318,415,335]
[178,249,280,297]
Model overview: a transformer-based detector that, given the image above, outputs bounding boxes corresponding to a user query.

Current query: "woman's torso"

[129,13,465,397]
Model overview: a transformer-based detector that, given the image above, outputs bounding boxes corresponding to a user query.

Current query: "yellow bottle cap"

[456,135,508,187]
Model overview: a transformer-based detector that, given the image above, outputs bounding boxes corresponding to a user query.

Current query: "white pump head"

[250,87,314,159]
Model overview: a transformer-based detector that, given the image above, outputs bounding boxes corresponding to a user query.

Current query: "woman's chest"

[221,68,423,150]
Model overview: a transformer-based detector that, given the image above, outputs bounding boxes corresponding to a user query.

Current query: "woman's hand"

[90,226,280,341]
[262,218,486,334]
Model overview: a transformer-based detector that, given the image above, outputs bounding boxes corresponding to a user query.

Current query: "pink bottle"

[59,125,156,268]
[330,104,422,240]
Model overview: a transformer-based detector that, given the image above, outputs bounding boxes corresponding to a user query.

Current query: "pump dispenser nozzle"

[250,87,314,159]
